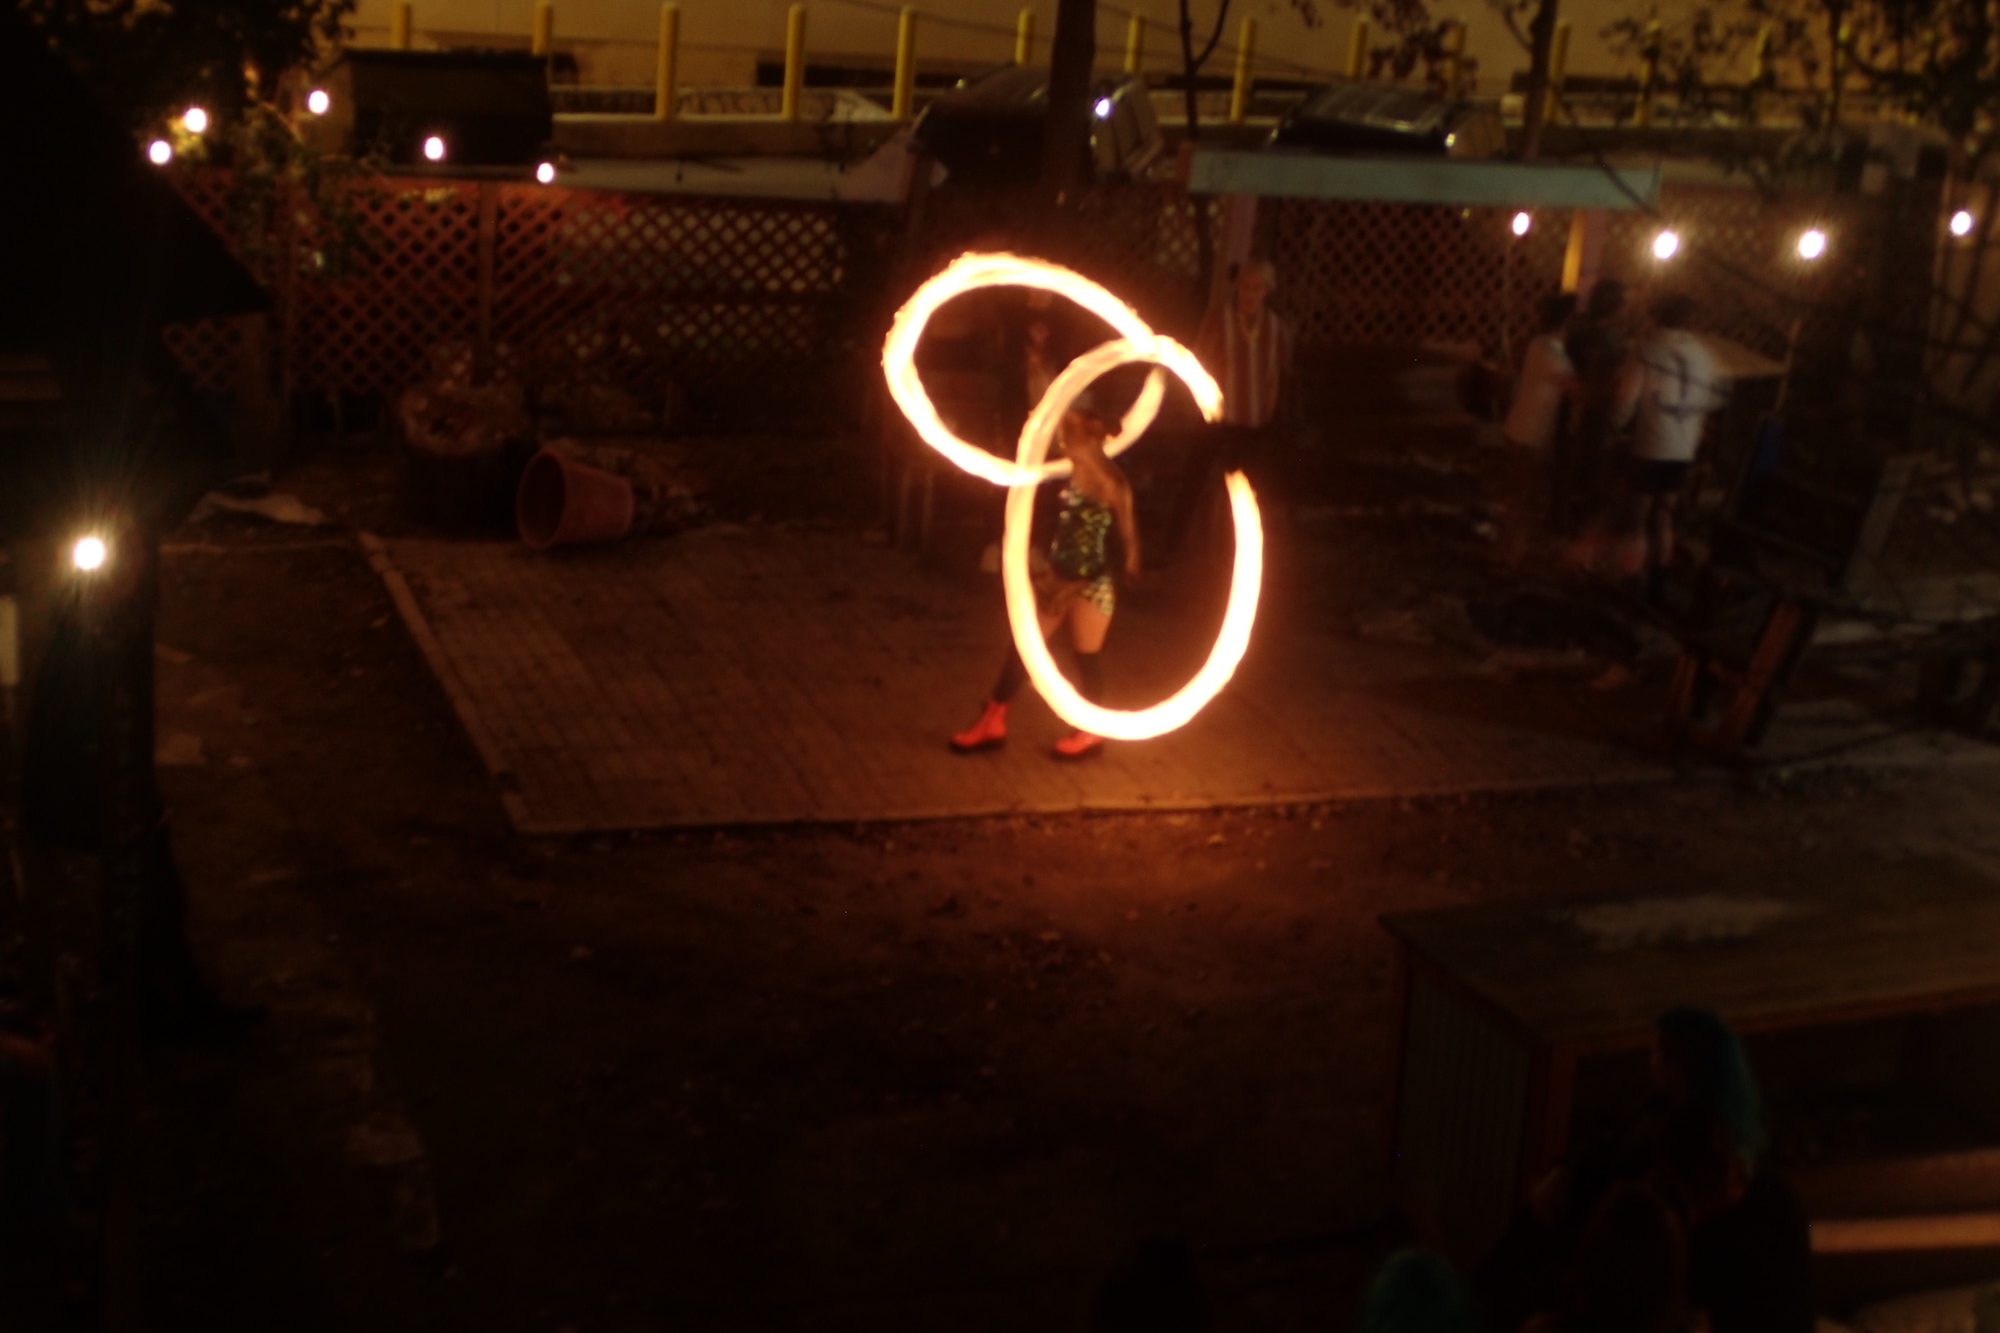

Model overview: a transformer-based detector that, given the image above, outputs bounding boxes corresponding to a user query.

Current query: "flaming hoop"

[883,252,1264,741]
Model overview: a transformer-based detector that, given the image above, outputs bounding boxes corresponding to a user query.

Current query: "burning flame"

[883,252,1263,741]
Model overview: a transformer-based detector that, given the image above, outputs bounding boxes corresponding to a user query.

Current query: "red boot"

[949,699,1009,753]
[1052,729,1104,761]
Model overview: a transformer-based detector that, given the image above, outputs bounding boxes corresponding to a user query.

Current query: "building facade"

[343,0,1674,98]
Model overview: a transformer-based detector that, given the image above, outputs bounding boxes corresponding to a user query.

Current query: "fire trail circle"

[883,252,1264,742]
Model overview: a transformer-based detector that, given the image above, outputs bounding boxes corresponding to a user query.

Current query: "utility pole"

[1177,0,1235,295]
[1042,0,1098,200]
[1519,0,1560,157]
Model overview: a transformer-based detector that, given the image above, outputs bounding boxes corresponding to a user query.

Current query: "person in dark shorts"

[1558,279,1629,535]
[1571,294,1723,594]
[1629,457,1692,497]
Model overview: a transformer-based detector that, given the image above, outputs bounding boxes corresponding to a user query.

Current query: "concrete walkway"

[365,526,1696,833]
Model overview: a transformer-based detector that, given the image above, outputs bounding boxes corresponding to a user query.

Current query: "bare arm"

[1117,480,1142,580]
[1610,354,1645,431]
[1194,307,1225,377]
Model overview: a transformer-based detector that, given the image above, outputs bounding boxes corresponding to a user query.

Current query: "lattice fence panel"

[155,165,1886,422]
[162,169,250,395]
[1065,185,1222,336]
[1155,191,1227,283]
[487,187,851,399]
[1270,183,1879,364]
[171,168,237,233]
[288,181,483,394]
[160,320,245,395]
[1271,200,1568,355]
[1596,184,1875,364]
[912,183,1217,338]
[162,169,870,408]
[1930,178,2000,418]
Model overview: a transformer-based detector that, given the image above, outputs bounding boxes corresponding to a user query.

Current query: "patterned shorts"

[1036,572,1117,619]
[1078,575,1116,617]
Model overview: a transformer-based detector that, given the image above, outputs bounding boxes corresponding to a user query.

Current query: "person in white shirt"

[1603,292,1724,590]
[1198,259,1290,430]
[1497,291,1579,568]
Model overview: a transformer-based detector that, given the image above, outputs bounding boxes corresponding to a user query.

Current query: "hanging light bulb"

[1796,228,1827,260]
[306,88,331,116]
[423,134,447,162]
[182,106,209,134]
[1652,228,1681,260]
[1951,209,1977,237]
[1511,211,1532,237]
[147,139,174,165]
[71,535,108,572]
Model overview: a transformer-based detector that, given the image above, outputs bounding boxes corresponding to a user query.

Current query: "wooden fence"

[914,181,1222,337]
[161,165,1893,445]
[161,169,1224,433]
[1269,182,1882,367]
[163,169,898,428]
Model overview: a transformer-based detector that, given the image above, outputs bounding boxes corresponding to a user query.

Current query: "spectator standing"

[1659,1108,1814,1333]
[1167,260,1295,561]
[1477,1005,1766,1333]
[1197,259,1290,432]
[1559,279,1630,535]
[1498,291,1580,569]
[1356,1250,1482,1333]
[1563,1004,1766,1230]
[1091,1237,1210,1333]
[1573,294,1724,596]
[1525,1184,1698,1333]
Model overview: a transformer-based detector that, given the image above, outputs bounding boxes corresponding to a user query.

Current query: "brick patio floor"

[364,525,1699,832]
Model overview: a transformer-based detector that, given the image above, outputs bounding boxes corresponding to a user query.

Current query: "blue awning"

[1188,149,1662,210]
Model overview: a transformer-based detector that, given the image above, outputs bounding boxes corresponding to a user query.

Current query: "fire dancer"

[950,397,1141,761]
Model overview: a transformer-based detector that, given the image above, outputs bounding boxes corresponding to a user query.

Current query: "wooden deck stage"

[365,525,1969,834]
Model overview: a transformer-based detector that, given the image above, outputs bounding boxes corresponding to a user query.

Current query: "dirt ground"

[80,417,1996,1332]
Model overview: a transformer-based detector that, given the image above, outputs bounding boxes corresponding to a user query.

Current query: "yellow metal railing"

[365,2,1838,132]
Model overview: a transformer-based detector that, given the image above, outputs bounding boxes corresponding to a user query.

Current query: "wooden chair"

[1670,423,1916,755]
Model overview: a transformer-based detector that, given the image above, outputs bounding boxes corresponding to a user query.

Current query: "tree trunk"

[1042,0,1098,201]
[1518,0,1560,158]
[1178,0,1203,145]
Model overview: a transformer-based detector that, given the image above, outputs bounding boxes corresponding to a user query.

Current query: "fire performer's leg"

[950,610,1063,753]
[1053,599,1111,760]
